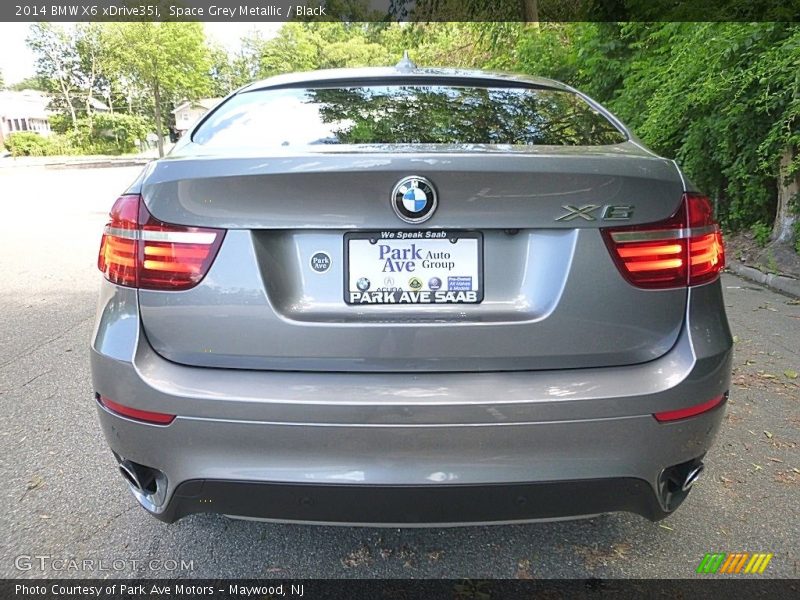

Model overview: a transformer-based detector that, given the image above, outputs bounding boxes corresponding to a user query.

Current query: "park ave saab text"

[378,244,456,272]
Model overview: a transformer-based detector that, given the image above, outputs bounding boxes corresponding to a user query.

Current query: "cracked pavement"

[0,166,798,579]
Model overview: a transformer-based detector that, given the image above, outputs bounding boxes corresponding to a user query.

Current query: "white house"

[88,96,110,112]
[0,90,52,146]
[172,98,222,136]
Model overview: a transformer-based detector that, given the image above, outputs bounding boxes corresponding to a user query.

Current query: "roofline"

[172,101,193,114]
[240,67,571,94]
[172,99,223,114]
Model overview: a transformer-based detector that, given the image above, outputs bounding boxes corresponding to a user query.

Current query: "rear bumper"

[91,281,732,524]
[96,397,723,523]
[162,478,672,525]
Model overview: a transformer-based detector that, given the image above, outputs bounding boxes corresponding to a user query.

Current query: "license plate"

[345,231,483,305]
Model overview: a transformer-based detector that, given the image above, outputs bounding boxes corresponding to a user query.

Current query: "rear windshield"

[192,85,627,148]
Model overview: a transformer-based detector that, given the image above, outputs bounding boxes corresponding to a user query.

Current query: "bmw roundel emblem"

[391,176,437,224]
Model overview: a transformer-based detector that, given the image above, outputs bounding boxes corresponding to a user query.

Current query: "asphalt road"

[0,165,798,580]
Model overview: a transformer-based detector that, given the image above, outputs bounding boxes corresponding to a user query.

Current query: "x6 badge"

[555,204,634,221]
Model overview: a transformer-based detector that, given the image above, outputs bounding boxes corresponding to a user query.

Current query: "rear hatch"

[137,148,687,372]
[136,80,687,372]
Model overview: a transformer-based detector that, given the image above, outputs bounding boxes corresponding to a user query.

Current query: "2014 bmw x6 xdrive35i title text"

[91,62,731,525]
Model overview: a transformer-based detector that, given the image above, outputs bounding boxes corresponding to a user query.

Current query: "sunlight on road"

[0,166,143,295]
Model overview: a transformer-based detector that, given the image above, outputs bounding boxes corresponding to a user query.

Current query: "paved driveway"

[0,165,797,579]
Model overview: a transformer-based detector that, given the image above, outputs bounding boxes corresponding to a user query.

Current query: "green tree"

[26,23,118,127]
[103,22,211,156]
[208,40,260,96]
[8,75,51,92]
[587,23,799,237]
[256,23,395,77]
[378,23,499,69]
[75,23,107,126]
[26,23,81,129]
[391,0,536,20]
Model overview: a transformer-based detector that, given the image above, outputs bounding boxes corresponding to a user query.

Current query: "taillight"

[602,193,725,289]
[98,195,224,291]
[97,194,139,287]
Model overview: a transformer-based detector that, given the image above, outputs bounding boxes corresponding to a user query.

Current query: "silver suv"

[91,65,731,525]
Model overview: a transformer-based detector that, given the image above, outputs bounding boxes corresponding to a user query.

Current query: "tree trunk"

[63,86,78,131]
[47,43,77,131]
[153,78,164,157]
[56,73,78,131]
[772,147,798,244]
[85,56,97,128]
[523,0,540,28]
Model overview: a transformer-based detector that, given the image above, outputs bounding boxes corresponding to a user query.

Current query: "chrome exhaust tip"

[682,463,704,491]
[658,456,706,512]
[112,452,168,510]
[119,462,143,491]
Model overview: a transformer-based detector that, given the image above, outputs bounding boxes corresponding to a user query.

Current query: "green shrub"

[48,113,71,134]
[66,113,149,154]
[3,132,75,157]
[46,112,151,155]
[751,222,772,247]
[4,132,49,156]
[559,23,799,234]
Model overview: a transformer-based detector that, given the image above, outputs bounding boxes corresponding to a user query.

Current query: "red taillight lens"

[138,212,224,290]
[97,395,175,425]
[602,193,725,289]
[688,228,725,285]
[653,394,726,422]
[98,194,139,287]
[98,195,224,291]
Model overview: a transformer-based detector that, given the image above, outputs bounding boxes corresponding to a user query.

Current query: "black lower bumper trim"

[153,478,671,524]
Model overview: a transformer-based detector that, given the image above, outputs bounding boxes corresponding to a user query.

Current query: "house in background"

[0,90,52,146]
[88,96,111,113]
[172,98,222,137]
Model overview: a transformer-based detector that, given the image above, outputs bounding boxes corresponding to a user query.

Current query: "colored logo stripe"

[745,553,773,574]
[697,553,726,573]
[697,553,773,574]
[720,553,749,573]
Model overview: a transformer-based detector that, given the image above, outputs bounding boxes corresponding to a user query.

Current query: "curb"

[0,157,153,170]
[726,261,800,298]
[44,159,151,170]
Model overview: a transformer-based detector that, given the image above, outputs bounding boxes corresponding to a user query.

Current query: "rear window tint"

[193,85,627,148]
